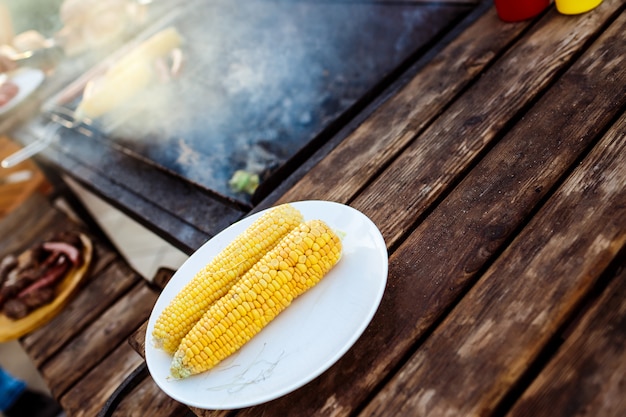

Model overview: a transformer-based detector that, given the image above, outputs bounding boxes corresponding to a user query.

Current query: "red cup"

[494,0,551,22]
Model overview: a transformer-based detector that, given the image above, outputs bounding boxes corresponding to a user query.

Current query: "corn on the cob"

[170,219,342,379]
[152,204,303,354]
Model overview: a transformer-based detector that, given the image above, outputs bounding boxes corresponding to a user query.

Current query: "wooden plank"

[351,0,623,247]
[129,267,174,356]
[0,136,50,218]
[507,256,626,417]
[228,11,626,417]
[152,267,176,290]
[0,189,117,276]
[358,93,626,415]
[189,405,230,417]
[110,375,191,417]
[41,282,158,397]
[21,260,142,367]
[131,322,231,417]
[60,342,145,417]
[0,192,77,256]
[129,321,148,359]
[282,0,623,250]
[69,235,119,282]
[278,6,529,206]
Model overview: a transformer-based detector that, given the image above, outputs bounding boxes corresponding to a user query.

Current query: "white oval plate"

[145,200,388,410]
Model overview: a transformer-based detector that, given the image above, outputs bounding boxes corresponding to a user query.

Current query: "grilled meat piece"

[0,231,85,319]
[3,298,29,320]
[18,255,71,299]
[20,287,55,309]
[0,254,18,289]
[42,241,82,266]
[0,247,44,301]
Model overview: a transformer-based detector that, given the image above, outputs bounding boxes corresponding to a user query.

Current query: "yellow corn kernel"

[170,219,342,378]
[151,204,303,354]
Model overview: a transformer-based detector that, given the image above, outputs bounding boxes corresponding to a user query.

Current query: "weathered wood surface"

[0,193,81,256]
[280,0,623,250]
[278,6,530,208]
[110,373,192,417]
[189,5,626,417]
[41,282,158,397]
[60,342,146,417]
[129,318,231,417]
[358,92,626,415]
[128,268,174,357]
[129,321,148,358]
[351,0,623,248]
[507,254,626,417]
[21,260,139,367]
[8,2,624,417]
[0,187,169,415]
[0,136,50,218]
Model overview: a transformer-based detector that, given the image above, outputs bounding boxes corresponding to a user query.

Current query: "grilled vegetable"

[170,219,342,379]
[152,203,304,354]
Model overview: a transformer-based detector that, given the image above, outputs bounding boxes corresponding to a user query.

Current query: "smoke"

[64,0,448,203]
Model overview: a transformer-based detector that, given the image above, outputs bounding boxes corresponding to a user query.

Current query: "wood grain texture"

[60,342,145,417]
[189,406,231,417]
[111,373,191,417]
[278,7,529,206]
[0,193,78,256]
[230,8,626,417]
[0,136,50,218]
[0,190,118,277]
[358,95,626,416]
[21,260,142,367]
[128,268,175,356]
[152,266,176,290]
[129,320,148,359]
[507,256,626,417]
[41,282,158,397]
[351,0,623,248]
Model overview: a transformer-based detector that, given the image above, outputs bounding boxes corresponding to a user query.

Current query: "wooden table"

[6,0,624,416]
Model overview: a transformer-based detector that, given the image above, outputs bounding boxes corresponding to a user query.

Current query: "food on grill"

[0,231,85,320]
[75,27,183,119]
[228,170,260,195]
[106,27,182,81]
[170,219,342,379]
[152,203,304,354]
[75,59,153,119]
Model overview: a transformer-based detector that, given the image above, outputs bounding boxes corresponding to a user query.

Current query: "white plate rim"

[145,200,388,409]
[0,68,45,116]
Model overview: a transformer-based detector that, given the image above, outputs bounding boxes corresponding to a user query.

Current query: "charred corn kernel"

[170,220,342,378]
[151,204,303,354]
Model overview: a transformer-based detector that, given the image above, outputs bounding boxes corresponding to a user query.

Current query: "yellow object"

[170,219,343,379]
[555,0,603,14]
[74,27,183,119]
[106,27,182,80]
[152,204,304,354]
[75,59,154,119]
[0,234,93,342]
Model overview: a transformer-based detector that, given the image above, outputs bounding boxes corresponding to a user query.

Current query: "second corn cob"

[170,219,342,379]
[152,203,303,354]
